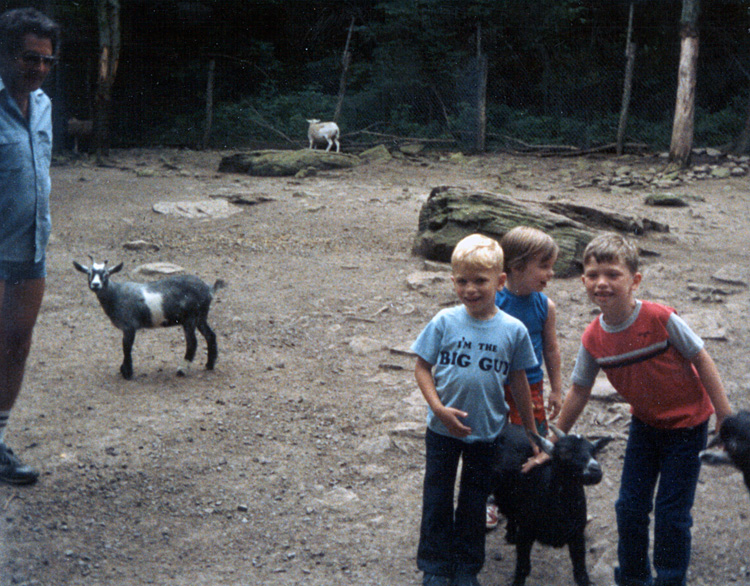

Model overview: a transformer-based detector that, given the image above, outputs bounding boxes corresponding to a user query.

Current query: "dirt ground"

[1,147,750,586]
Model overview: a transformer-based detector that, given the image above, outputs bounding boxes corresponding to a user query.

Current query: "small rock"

[123,239,160,252]
[358,145,392,163]
[644,193,688,207]
[356,436,393,455]
[406,271,452,292]
[712,265,749,287]
[131,262,184,279]
[349,336,386,355]
[680,310,727,341]
[390,421,425,439]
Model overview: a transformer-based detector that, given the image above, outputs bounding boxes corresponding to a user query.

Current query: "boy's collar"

[599,299,641,332]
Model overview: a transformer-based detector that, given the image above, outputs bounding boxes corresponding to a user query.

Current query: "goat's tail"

[211,279,227,295]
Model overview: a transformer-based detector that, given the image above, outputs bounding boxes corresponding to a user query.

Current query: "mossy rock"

[413,186,596,277]
[218,149,360,177]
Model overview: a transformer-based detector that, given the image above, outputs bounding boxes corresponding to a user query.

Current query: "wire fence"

[53,15,749,154]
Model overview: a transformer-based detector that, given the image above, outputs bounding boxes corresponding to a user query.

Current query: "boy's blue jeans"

[614,417,708,586]
[417,428,497,579]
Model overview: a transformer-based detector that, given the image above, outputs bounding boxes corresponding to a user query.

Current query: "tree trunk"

[474,24,487,153]
[333,17,355,123]
[669,0,700,168]
[617,3,636,156]
[93,0,120,162]
[202,59,215,150]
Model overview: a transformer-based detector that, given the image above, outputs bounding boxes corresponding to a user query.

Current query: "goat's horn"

[549,423,566,439]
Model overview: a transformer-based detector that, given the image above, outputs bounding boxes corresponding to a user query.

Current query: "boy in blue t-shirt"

[411,233,541,586]
[487,226,563,532]
[496,226,562,434]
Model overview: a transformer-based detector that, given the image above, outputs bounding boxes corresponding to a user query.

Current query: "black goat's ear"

[109,262,124,274]
[592,436,613,454]
[73,261,89,274]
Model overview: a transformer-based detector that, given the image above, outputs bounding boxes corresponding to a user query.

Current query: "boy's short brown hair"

[501,226,559,273]
[451,233,504,272]
[582,233,639,274]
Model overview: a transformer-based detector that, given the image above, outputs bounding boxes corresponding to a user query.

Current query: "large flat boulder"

[413,186,596,277]
[218,149,360,176]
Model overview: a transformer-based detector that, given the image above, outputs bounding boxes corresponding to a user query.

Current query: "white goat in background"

[307,119,340,152]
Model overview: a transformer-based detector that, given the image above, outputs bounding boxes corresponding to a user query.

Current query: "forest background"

[7,0,750,154]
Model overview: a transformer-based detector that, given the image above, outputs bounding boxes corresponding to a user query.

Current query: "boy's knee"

[616,497,652,520]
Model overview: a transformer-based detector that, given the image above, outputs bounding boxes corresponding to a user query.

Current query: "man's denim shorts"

[0,258,47,284]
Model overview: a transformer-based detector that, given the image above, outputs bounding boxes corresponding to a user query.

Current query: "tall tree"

[669,0,699,167]
[93,0,120,160]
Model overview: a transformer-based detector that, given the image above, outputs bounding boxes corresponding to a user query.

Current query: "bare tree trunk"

[617,3,636,156]
[475,24,487,153]
[202,59,215,150]
[669,0,700,168]
[93,0,120,162]
[333,17,355,123]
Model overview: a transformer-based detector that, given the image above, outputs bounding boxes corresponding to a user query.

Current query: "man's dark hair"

[0,8,61,59]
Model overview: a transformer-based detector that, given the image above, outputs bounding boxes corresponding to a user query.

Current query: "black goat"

[491,424,611,586]
[74,259,225,379]
[700,410,750,493]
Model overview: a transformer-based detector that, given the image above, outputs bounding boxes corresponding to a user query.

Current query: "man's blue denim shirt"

[0,76,52,263]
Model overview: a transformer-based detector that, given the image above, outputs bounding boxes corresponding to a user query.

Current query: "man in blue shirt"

[0,7,60,485]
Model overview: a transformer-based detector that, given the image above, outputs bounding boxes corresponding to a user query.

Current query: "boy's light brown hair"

[500,226,559,273]
[582,233,639,274]
[451,233,504,272]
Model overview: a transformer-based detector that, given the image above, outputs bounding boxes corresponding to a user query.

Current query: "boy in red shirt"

[555,233,732,586]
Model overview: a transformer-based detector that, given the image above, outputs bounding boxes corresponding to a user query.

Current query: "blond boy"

[412,233,540,586]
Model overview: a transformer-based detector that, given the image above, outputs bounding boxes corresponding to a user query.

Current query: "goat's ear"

[592,436,613,455]
[73,261,89,274]
[109,262,124,274]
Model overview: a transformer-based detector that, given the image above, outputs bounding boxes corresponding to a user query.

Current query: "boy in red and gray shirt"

[555,233,732,586]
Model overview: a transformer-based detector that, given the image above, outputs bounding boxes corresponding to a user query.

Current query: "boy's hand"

[435,406,472,438]
[547,391,563,420]
[522,451,551,473]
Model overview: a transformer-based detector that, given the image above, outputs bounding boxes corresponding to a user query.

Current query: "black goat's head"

[543,424,612,486]
[73,258,124,291]
[701,411,750,492]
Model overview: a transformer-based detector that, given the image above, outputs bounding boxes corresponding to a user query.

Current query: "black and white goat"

[73,259,225,379]
[491,424,611,586]
[700,410,750,494]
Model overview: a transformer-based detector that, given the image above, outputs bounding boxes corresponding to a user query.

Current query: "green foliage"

[42,0,750,152]
[693,98,748,147]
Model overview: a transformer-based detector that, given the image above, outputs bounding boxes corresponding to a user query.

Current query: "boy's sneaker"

[0,444,39,485]
[485,498,499,531]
